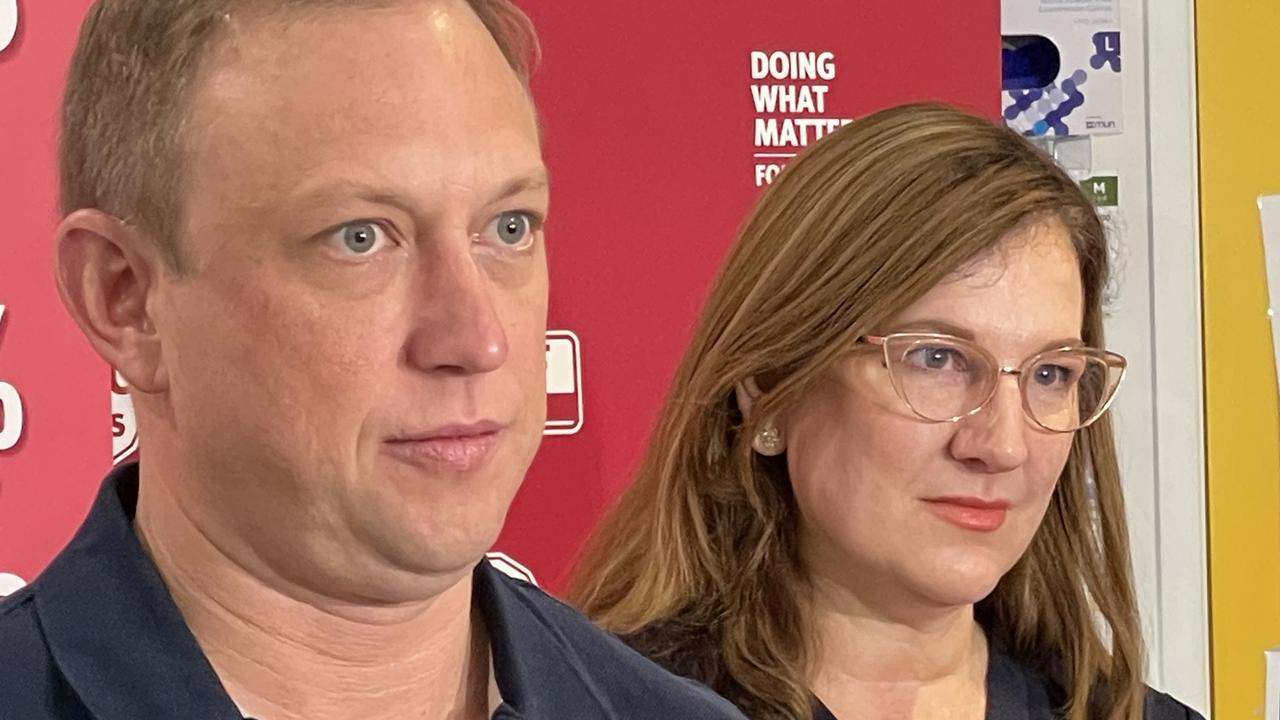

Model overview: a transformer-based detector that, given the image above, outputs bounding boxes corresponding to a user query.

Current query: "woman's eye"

[482,211,539,249]
[1033,364,1073,386]
[334,222,388,256]
[909,346,965,371]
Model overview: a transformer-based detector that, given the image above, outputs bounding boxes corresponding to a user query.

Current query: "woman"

[569,104,1203,720]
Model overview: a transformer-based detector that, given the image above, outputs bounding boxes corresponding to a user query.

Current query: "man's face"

[151,0,548,600]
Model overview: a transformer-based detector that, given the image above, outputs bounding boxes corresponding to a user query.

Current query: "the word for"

[754,164,784,186]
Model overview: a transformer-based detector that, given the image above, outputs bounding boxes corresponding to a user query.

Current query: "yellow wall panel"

[1196,4,1280,717]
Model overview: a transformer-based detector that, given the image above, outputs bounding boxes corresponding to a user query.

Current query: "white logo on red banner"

[0,0,16,54]
[0,305,25,453]
[545,330,584,436]
[112,370,138,465]
[0,572,25,598]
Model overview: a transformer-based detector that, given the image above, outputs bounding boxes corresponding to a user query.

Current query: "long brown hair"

[569,103,1144,720]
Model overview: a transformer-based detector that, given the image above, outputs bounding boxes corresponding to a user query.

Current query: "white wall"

[1090,0,1209,712]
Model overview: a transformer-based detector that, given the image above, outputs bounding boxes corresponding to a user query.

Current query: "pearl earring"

[753,424,784,456]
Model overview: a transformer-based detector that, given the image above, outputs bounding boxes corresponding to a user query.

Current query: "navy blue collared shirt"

[812,642,1205,720]
[0,464,746,720]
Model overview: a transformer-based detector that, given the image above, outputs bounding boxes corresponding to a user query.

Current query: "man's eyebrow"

[487,170,550,205]
[285,179,408,211]
[281,171,550,217]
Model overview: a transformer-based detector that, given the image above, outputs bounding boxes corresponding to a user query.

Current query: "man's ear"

[55,209,169,394]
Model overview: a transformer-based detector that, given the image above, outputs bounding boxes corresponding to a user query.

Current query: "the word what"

[751,84,830,114]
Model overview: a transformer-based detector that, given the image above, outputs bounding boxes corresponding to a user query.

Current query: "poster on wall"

[1259,195,1280,402]
[0,0,999,594]
[1080,173,1123,292]
[1267,645,1280,720]
[1002,0,1123,137]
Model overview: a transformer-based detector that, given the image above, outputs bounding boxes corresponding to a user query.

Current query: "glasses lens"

[1024,351,1122,432]
[886,336,994,421]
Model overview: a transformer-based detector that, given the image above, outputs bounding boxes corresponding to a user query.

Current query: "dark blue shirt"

[0,464,746,720]
[812,641,1205,720]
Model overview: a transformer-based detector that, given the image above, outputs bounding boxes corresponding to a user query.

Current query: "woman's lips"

[922,496,1011,532]
[383,423,504,472]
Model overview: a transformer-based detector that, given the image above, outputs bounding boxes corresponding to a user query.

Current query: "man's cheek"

[277,312,393,381]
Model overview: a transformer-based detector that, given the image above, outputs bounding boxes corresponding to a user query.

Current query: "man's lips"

[921,496,1012,532]
[383,421,506,472]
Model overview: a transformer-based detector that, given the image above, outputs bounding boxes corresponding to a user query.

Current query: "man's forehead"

[184,3,535,156]
[182,0,539,196]
[201,0,498,90]
[189,1,526,130]
[214,0,460,44]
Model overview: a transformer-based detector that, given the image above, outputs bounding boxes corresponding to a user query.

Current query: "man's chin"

[348,462,522,585]
[370,514,507,580]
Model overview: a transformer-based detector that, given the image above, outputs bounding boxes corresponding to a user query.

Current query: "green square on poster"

[1081,175,1119,207]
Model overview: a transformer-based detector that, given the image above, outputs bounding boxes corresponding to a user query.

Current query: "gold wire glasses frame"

[858,333,1128,433]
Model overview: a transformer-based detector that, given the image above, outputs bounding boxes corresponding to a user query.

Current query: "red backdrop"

[0,0,998,595]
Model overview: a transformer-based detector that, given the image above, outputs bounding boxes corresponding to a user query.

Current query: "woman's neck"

[805,572,989,720]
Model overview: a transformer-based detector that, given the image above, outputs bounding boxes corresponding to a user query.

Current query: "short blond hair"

[59,0,539,270]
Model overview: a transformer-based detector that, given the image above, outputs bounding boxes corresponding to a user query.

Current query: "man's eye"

[335,222,387,255]
[481,211,539,249]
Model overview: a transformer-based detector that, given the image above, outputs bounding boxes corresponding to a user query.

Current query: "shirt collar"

[34,463,243,720]
[473,558,616,717]
[34,463,612,720]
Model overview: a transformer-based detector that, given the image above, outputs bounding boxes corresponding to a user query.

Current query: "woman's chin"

[907,553,1011,608]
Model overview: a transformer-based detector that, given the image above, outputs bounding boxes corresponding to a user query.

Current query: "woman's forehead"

[948,218,1078,282]
[886,223,1084,348]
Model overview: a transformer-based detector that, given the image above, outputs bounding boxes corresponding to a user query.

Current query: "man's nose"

[403,240,508,376]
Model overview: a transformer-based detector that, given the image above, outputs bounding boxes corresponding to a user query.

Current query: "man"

[0,1,746,718]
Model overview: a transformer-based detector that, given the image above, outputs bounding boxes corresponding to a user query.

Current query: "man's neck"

[133,471,495,720]
[805,572,988,720]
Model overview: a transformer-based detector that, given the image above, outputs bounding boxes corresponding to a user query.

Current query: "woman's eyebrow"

[1038,337,1086,350]
[884,321,1085,351]
[882,319,976,340]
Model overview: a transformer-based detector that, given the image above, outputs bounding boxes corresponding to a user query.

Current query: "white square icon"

[545,330,583,436]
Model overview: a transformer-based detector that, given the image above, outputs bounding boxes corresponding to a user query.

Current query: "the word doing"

[750,51,836,81]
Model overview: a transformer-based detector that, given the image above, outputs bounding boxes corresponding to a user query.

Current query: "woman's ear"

[735,376,786,456]
[733,376,764,421]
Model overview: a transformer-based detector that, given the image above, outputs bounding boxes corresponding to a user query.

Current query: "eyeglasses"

[858,333,1127,433]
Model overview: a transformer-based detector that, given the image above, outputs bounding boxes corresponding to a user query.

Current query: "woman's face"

[783,220,1084,615]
